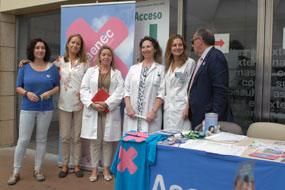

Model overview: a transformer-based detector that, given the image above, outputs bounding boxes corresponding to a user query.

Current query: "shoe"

[75,170,84,178]
[103,173,113,181]
[89,174,98,182]
[34,170,45,182]
[8,173,20,185]
[58,169,68,178]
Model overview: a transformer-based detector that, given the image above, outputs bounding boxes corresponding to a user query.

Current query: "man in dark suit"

[188,28,233,128]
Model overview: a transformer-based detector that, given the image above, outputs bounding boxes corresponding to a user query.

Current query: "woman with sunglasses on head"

[8,38,59,185]
[163,34,195,130]
[80,45,124,182]
[55,34,89,178]
[123,36,165,134]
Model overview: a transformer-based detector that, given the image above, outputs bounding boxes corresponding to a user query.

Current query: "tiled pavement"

[0,147,115,190]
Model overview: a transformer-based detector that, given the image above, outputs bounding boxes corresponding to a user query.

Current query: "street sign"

[214,33,230,53]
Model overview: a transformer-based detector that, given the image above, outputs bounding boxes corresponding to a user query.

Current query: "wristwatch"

[24,91,28,97]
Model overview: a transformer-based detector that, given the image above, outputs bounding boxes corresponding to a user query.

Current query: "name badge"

[175,72,183,78]
[153,72,161,86]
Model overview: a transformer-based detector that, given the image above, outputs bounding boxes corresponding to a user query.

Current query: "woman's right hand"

[92,103,105,112]
[27,92,39,102]
[126,106,136,118]
[19,60,29,68]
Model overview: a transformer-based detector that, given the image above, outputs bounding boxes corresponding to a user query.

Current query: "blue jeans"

[13,110,53,173]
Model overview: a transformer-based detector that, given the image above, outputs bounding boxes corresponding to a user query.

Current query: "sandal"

[103,172,113,181]
[8,173,20,185]
[89,175,98,182]
[34,170,45,182]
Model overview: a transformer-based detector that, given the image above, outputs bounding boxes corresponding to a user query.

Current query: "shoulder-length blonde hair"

[95,45,116,70]
[64,33,88,63]
[164,34,188,72]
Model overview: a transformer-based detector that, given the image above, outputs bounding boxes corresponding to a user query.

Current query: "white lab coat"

[80,65,124,141]
[123,62,165,135]
[163,57,196,130]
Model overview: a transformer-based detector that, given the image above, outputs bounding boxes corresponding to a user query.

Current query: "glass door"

[270,0,285,124]
[183,0,258,133]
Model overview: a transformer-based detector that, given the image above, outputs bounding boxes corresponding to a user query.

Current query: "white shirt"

[54,56,89,112]
[123,62,165,134]
[164,57,196,130]
[201,46,213,60]
[80,66,124,141]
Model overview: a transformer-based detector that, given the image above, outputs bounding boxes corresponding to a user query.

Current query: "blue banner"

[150,145,285,190]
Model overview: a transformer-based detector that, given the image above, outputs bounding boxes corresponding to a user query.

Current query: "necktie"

[189,57,203,91]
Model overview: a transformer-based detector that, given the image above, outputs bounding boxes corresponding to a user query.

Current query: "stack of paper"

[206,132,248,143]
[180,140,247,156]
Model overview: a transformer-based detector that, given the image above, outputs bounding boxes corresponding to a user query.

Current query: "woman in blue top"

[8,38,59,185]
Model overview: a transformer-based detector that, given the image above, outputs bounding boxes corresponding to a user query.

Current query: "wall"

[0,12,16,146]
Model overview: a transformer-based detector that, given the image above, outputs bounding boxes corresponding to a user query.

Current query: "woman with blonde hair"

[80,45,124,182]
[55,33,89,178]
[163,34,195,130]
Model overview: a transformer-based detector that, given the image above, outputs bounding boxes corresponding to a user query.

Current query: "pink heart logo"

[66,17,129,77]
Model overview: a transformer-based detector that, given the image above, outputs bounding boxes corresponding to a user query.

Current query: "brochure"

[234,160,255,190]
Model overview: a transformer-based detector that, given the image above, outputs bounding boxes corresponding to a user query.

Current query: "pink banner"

[66,17,129,77]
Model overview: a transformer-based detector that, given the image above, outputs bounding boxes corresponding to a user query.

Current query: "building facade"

[0,0,284,146]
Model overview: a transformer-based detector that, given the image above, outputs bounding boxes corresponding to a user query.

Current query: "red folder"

[91,88,110,113]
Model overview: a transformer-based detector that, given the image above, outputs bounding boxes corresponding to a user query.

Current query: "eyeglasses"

[191,37,200,45]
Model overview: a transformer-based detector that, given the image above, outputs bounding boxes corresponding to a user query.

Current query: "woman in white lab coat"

[80,45,124,182]
[163,34,196,130]
[123,36,165,135]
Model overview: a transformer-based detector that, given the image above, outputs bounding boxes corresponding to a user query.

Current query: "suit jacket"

[189,47,233,128]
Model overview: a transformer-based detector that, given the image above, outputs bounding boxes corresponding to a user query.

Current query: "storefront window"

[184,0,258,132]
[270,1,285,123]
[17,12,60,152]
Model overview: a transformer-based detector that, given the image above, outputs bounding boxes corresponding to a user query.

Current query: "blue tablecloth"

[149,145,285,190]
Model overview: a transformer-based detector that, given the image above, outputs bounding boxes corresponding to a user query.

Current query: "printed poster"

[61,2,136,78]
[60,2,135,168]
[234,160,255,190]
[134,0,170,63]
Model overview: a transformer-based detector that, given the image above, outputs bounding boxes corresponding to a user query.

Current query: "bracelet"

[152,108,157,113]
[24,91,28,97]
[126,106,132,112]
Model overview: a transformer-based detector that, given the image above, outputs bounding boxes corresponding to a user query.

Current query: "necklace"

[70,58,78,68]
[99,67,111,84]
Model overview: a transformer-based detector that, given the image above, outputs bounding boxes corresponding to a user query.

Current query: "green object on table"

[182,131,205,139]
